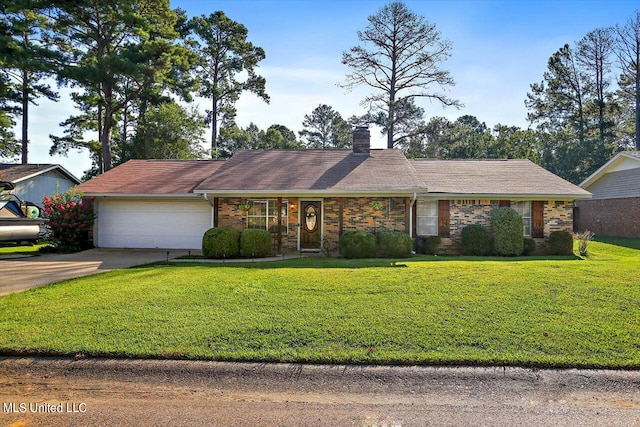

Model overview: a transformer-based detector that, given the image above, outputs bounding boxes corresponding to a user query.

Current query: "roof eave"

[13,165,81,185]
[194,189,426,197]
[416,192,592,200]
[580,152,640,189]
[82,193,200,198]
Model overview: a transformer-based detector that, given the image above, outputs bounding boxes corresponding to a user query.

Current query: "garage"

[94,198,213,249]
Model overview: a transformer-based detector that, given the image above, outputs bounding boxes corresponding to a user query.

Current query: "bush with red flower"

[42,188,95,252]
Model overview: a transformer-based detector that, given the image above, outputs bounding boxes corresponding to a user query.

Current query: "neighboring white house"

[577,151,640,238]
[0,164,81,205]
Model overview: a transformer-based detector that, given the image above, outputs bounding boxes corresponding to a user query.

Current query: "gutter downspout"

[203,193,215,228]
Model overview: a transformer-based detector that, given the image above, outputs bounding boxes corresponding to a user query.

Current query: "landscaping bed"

[0,239,638,368]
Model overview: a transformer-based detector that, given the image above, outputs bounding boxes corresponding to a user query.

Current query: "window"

[416,200,438,236]
[512,201,531,236]
[247,199,288,234]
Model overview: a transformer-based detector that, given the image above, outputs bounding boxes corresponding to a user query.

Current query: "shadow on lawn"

[594,236,640,251]
[138,253,582,270]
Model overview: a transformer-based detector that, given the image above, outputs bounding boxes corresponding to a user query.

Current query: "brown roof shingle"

[0,163,80,184]
[410,159,591,198]
[194,149,425,194]
[77,160,224,195]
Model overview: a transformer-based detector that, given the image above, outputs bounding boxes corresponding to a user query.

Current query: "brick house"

[576,151,640,238]
[77,128,590,253]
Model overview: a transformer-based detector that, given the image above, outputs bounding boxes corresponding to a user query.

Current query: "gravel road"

[1,357,639,426]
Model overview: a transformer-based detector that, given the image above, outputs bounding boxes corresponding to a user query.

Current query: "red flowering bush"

[42,188,95,252]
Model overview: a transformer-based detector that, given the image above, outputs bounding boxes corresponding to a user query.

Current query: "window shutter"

[438,200,450,237]
[532,201,544,238]
[499,200,510,207]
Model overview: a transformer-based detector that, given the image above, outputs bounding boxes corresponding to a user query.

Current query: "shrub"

[414,235,441,255]
[202,227,240,258]
[522,238,537,256]
[240,229,272,258]
[378,231,412,258]
[460,225,488,256]
[490,207,524,256]
[42,188,94,252]
[576,230,595,257]
[339,231,376,259]
[548,230,574,255]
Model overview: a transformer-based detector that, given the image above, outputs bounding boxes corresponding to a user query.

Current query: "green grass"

[0,243,48,256]
[0,239,639,368]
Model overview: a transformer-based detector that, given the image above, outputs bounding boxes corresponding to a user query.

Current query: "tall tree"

[187,11,269,157]
[615,10,640,150]
[299,104,351,149]
[262,124,300,150]
[126,102,207,160]
[341,1,460,149]
[1,4,58,164]
[577,28,615,147]
[526,44,588,142]
[48,0,186,172]
[0,17,18,159]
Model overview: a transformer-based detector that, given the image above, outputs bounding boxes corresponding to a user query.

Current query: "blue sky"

[12,0,640,178]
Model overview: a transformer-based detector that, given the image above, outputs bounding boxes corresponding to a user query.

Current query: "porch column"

[405,197,411,234]
[277,197,283,254]
[213,197,219,228]
[338,197,344,237]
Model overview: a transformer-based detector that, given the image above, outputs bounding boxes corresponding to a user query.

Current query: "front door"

[300,200,321,250]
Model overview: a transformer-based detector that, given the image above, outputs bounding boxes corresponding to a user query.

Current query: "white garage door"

[95,198,213,249]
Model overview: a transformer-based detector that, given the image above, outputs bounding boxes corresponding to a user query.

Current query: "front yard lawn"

[0,243,48,256]
[0,239,638,368]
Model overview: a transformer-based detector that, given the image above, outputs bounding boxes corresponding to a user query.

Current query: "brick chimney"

[352,127,370,156]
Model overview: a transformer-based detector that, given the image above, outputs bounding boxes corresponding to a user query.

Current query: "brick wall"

[576,197,640,238]
[217,196,408,254]
[323,197,407,252]
[217,197,299,253]
[435,200,574,253]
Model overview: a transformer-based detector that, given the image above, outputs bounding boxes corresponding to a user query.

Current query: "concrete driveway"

[0,248,191,296]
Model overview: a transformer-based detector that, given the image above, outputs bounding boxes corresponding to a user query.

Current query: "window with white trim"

[416,200,438,236]
[247,199,288,234]
[512,201,531,236]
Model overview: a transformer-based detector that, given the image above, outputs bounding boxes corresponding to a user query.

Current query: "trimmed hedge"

[240,229,272,257]
[202,227,240,258]
[548,230,574,255]
[415,235,441,255]
[340,231,376,259]
[490,207,524,256]
[461,224,488,256]
[378,231,412,258]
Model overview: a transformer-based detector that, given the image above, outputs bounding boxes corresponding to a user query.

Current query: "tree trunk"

[636,49,640,151]
[101,112,113,172]
[21,69,29,164]
[211,95,218,158]
[100,82,113,172]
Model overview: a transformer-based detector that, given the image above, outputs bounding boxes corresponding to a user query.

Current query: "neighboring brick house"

[576,151,640,238]
[78,128,590,253]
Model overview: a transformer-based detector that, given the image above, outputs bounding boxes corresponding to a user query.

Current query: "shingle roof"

[410,159,591,198]
[76,153,591,200]
[0,163,80,184]
[194,149,425,194]
[76,160,224,195]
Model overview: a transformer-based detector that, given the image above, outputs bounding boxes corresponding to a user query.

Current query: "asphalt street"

[1,357,639,426]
